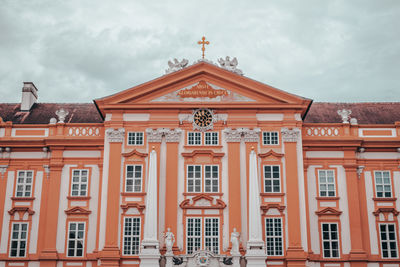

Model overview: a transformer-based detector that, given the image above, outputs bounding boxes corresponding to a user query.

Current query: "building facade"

[0,60,400,267]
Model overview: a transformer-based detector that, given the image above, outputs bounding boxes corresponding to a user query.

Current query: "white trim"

[62,151,101,158]
[256,113,284,121]
[66,222,86,257]
[365,171,379,254]
[374,170,393,198]
[186,217,202,254]
[262,131,279,145]
[127,132,144,146]
[29,171,43,253]
[125,164,143,193]
[263,165,281,193]
[204,217,220,254]
[204,132,219,145]
[9,222,29,257]
[265,217,284,256]
[187,131,202,146]
[359,128,396,138]
[204,165,219,193]
[378,223,399,259]
[11,128,49,137]
[70,169,89,197]
[321,222,340,258]
[15,170,34,198]
[186,165,202,193]
[317,169,336,197]
[122,217,141,255]
[123,113,150,121]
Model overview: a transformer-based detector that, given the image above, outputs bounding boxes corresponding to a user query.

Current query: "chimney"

[21,82,38,111]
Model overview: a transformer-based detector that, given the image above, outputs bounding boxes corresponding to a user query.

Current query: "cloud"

[0,0,399,103]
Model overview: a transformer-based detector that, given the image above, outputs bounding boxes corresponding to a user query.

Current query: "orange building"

[0,59,400,267]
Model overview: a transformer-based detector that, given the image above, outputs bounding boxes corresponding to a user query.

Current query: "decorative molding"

[261,203,286,213]
[181,150,224,158]
[122,149,148,158]
[0,165,8,179]
[8,207,35,216]
[179,110,227,131]
[223,128,242,142]
[65,206,91,215]
[357,166,365,179]
[180,194,226,210]
[165,58,189,74]
[315,207,342,216]
[240,128,260,142]
[43,165,50,179]
[373,207,399,217]
[121,203,145,214]
[258,150,284,159]
[146,128,182,143]
[281,127,300,142]
[106,128,125,143]
[165,128,183,142]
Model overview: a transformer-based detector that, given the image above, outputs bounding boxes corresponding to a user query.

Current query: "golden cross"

[197,36,209,59]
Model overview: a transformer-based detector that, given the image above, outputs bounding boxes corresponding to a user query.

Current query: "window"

[265,218,283,256]
[126,165,142,192]
[205,132,218,145]
[374,171,392,198]
[187,165,219,193]
[187,165,202,193]
[264,165,280,193]
[67,222,85,257]
[187,218,201,254]
[71,169,88,196]
[204,165,219,193]
[263,132,279,145]
[9,223,28,257]
[128,132,144,145]
[15,171,33,197]
[318,170,336,197]
[321,223,340,258]
[187,218,219,254]
[205,218,219,254]
[379,223,398,258]
[188,132,202,145]
[123,217,141,255]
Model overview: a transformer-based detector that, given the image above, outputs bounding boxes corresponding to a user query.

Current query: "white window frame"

[205,132,219,145]
[67,222,85,257]
[263,165,281,193]
[71,169,89,197]
[188,132,202,145]
[187,165,202,193]
[379,223,398,259]
[318,170,336,197]
[262,131,279,145]
[9,222,28,257]
[374,171,392,198]
[265,217,283,256]
[204,217,220,254]
[321,223,340,258]
[127,132,144,145]
[15,170,34,197]
[125,165,143,193]
[187,217,202,254]
[123,217,141,256]
[204,165,219,193]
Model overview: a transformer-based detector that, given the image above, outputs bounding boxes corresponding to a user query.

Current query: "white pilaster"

[139,148,160,266]
[245,148,267,266]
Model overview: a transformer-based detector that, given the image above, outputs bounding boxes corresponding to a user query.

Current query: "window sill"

[184,145,223,149]
[121,192,147,196]
[260,193,284,197]
[183,192,223,196]
[315,197,340,201]
[67,196,91,200]
[372,197,397,201]
[11,197,35,201]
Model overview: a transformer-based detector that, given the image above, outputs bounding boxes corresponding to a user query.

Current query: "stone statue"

[165,58,189,74]
[55,108,69,123]
[230,228,240,254]
[165,227,175,253]
[337,109,352,123]
[217,56,243,75]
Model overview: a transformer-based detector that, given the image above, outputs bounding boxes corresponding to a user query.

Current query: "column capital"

[281,127,301,143]
[223,128,242,142]
[106,128,125,143]
[242,128,260,143]
[146,128,182,143]
[165,128,182,143]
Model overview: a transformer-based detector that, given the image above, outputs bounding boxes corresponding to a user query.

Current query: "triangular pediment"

[94,61,312,118]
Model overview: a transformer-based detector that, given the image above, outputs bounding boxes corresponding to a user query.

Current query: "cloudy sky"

[1,0,399,103]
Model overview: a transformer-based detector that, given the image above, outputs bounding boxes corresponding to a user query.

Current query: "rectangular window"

[204,165,219,193]
[264,165,280,193]
[187,218,201,254]
[318,170,336,197]
[205,132,218,145]
[188,132,202,145]
[375,171,392,198]
[187,165,202,192]
[123,217,141,255]
[263,132,279,145]
[15,171,33,197]
[321,223,340,258]
[126,165,142,192]
[265,218,283,256]
[9,222,28,257]
[67,222,85,257]
[128,132,144,145]
[205,218,219,254]
[379,223,398,258]
[71,169,89,196]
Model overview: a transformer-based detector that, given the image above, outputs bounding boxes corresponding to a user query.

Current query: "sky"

[0,0,399,103]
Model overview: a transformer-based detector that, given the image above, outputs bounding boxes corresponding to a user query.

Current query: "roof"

[304,102,400,124]
[0,103,103,124]
[0,102,399,125]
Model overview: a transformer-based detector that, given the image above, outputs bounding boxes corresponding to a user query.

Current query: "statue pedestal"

[165,252,174,267]
[231,252,241,267]
[139,240,160,267]
[245,241,267,267]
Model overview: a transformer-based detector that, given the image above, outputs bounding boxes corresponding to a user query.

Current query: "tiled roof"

[0,102,399,124]
[0,103,103,124]
[304,102,400,124]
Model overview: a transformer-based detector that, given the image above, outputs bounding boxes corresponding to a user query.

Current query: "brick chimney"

[21,82,38,111]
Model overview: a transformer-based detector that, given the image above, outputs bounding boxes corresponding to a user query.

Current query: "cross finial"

[197,36,210,59]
